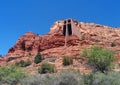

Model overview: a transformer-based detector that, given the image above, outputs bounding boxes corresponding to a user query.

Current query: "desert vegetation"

[63,56,73,66]
[15,60,31,67]
[0,46,119,85]
[7,57,17,62]
[80,46,115,73]
[38,62,56,74]
[0,65,28,85]
[111,42,116,47]
[1,69,120,85]
[34,52,44,64]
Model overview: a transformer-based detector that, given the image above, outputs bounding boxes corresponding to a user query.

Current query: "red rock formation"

[5,19,120,59]
[0,19,120,73]
[7,30,82,59]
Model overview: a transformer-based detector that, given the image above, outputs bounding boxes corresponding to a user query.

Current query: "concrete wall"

[62,19,81,39]
[71,19,81,39]
[62,19,81,46]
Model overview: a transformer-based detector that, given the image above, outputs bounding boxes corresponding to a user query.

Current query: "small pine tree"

[34,52,43,64]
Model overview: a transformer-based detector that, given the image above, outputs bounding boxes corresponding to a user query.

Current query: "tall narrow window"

[63,25,66,36]
[67,24,72,36]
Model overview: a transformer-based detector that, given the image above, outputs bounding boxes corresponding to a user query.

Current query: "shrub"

[84,72,120,85]
[19,69,120,85]
[0,78,20,85]
[80,46,115,73]
[0,65,28,85]
[7,57,13,62]
[92,72,120,85]
[7,57,16,62]
[38,62,56,74]
[83,73,94,85]
[0,65,27,80]
[63,56,73,66]
[15,60,31,67]
[34,52,43,64]
[20,69,84,85]
[111,42,116,47]
[81,35,86,40]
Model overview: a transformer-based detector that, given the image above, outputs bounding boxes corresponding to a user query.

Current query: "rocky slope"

[0,19,120,73]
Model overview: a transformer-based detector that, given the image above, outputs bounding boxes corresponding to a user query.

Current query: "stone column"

[65,20,69,47]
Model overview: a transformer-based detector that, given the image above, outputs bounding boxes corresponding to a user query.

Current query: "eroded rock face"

[8,31,81,57]
[7,19,120,57]
[1,19,120,70]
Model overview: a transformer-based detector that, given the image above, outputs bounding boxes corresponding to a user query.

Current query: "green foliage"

[111,42,116,47]
[80,48,88,57]
[63,56,73,66]
[38,62,56,74]
[34,52,43,64]
[0,78,20,85]
[0,65,27,80]
[1,68,120,85]
[80,46,115,73]
[84,72,120,85]
[21,69,84,85]
[15,60,31,67]
[84,73,94,85]
[93,72,120,85]
[81,35,86,40]
[7,57,12,62]
[7,57,16,62]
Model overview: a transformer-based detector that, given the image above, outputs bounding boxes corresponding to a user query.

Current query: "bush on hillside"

[20,69,84,85]
[84,72,120,85]
[63,56,73,66]
[38,62,56,74]
[0,65,28,85]
[7,57,17,62]
[111,42,116,47]
[1,68,120,85]
[0,65,27,80]
[84,73,94,85]
[34,52,43,64]
[80,46,115,73]
[15,60,31,67]
[81,35,86,40]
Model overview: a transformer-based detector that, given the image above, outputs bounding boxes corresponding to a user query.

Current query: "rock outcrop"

[3,19,120,59]
[0,19,120,73]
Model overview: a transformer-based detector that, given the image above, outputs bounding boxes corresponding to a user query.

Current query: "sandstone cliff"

[0,19,120,73]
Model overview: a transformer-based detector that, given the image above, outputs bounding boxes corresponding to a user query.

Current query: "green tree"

[80,46,115,73]
[34,52,43,64]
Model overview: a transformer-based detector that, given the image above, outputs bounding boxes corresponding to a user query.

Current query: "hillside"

[0,19,120,73]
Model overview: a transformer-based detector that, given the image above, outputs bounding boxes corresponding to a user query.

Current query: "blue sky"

[0,0,120,55]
